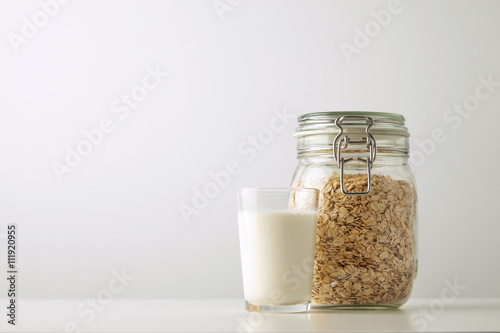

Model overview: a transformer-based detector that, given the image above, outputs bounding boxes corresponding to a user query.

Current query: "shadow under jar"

[291,112,418,309]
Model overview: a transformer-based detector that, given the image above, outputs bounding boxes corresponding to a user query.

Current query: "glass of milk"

[237,188,319,313]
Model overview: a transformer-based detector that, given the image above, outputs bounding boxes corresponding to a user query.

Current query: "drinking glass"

[237,188,319,313]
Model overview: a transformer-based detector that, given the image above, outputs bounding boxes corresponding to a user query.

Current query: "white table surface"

[1,298,499,332]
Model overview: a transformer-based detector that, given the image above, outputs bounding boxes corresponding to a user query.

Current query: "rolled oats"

[296,172,416,306]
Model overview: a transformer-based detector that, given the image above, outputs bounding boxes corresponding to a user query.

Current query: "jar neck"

[297,152,409,167]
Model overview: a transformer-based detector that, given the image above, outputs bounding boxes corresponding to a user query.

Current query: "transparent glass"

[237,188,320,313]
[292,112,418,310]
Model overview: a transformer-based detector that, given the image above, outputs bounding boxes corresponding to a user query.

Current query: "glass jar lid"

[294,111,410,157]
[295,111,409,137]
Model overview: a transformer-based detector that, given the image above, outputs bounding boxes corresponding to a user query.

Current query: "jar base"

[311,303,404,310]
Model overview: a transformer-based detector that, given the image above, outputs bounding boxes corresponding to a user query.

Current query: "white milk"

[238,210,318,305]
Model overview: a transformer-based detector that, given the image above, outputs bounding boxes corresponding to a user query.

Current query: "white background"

[0,0,499,303]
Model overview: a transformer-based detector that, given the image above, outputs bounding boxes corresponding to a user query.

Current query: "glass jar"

[291,112,418,309]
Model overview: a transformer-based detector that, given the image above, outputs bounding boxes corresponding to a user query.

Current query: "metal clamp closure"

[333,116,377,196]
